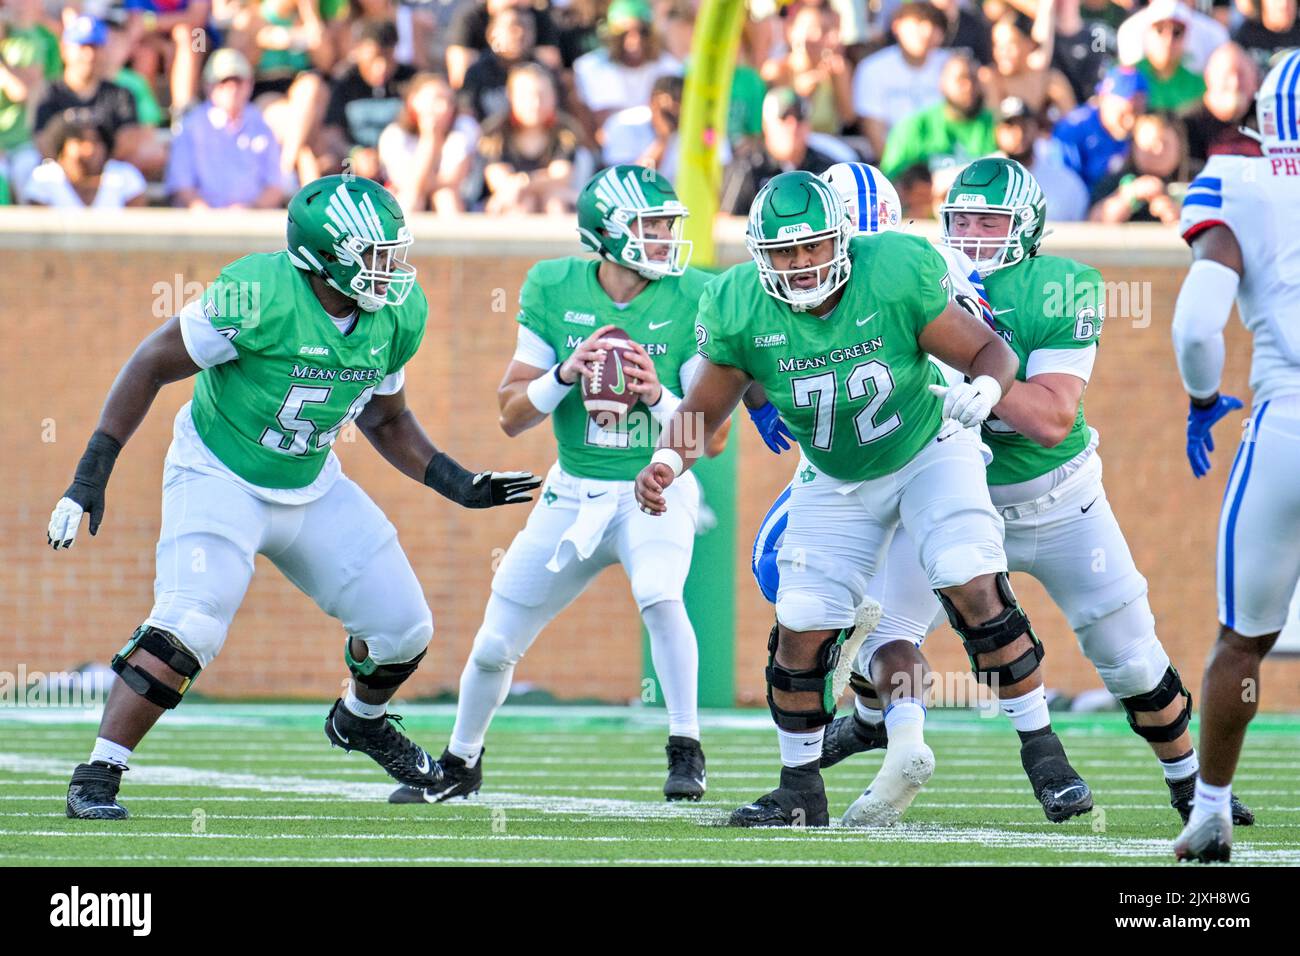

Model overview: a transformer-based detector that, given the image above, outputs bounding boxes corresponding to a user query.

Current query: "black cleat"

[820,713,889,769]
[1168,774,1255,826]
[66,762,129,820]
[1020,731,1093,822]
[664,736,707,801]
[727,763,829,828]
[324,698,441,788]
[388,749,482,803]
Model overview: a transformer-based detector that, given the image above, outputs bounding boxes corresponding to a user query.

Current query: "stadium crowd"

[0,0,1293,218]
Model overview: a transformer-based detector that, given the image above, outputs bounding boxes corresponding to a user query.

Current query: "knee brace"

[937,572,1043,687]
[344,636,426,691]
[110,625,201,709]
[764,623,848,732]
[1120,666,1192,743]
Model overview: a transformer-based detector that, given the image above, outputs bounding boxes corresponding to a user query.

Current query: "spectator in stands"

[993,94,1089,220]
[379,72,478,212]
[103,16,164,127]
[323,19,416,180]
[165,48,288,209]
[1088,110,1186,223]
[0,0,61,203]
[1134,0,1205,114]
[445,0,562,89]
[931,0,993,65]
[980,9,1075,123]
[23,115,146,207]
[854,1,950,160]
[720,86,841,214]
[477,61,589,213]
[1117,0,1227,75]
[551,0,602,69]
[35,15,165,179]
[659,0,695,62]
[572,0,680,135]
[880,52,996,180]
[1184,41,1261,166]
[761,1,855,135]
[1046,0,1118,105]
[1231,0,1300,75]
[895,161,934,218]
[124,0,210,117]
[460,5,545,122]
[1052,64,1146,192]
[248,0,332,98]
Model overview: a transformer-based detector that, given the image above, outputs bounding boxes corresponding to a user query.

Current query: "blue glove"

[747,401,795,454]
[1186,394,1244,478]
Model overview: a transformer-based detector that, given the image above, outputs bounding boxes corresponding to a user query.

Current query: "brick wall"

[2,235,1297,708]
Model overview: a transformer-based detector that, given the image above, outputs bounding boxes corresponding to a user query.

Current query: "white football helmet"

[1256,49,1300,157]
[821,162,902,235]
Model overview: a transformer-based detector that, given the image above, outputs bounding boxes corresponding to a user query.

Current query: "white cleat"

[1174,812,1233,863]
[840,741,935,827]
[831,599,882,700]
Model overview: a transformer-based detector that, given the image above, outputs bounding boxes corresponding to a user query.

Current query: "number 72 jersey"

[189,251,427,490]
[695,232,951,483]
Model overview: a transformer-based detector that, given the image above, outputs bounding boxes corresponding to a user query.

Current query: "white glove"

[47,496,86,550]
[928,375,1003,428]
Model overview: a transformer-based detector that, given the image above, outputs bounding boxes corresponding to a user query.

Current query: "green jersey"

[191,251,426,489]
[981,255,1104,486]
[696,232,950,483]
[518,257,709,481]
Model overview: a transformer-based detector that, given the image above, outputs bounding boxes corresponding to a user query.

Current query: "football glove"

[48,430,121,549]
[423,448,541,508]
[928,375,1002,428]
[747,401,795,455]
[1186,394,1244,479]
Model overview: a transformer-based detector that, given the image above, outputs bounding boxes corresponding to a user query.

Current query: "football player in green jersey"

[636,169,1090,827]
[48,175,542,821]
[824,156,1253,827]
[389,165,729,806]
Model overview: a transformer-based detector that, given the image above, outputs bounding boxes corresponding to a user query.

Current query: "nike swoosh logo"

[992,307,1015,316]
[415,751,431,775]
[371,341,389,355]
[611,359,626,395]
[803,739,819,746]
[331,715,349,746]
[1051,785,1086,801]
[856,312,879,326]
[586,491,607,498]
[648,320,672,330]
[1081,498,1098,513]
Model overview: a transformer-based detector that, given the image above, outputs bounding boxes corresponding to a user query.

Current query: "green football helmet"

[577,165,692,280]
[745,170,852,311]
[286,175,416,312]
[939,157,1046,277]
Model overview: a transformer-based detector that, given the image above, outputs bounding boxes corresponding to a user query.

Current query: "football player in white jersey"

[745,162,1002,825]
[1170,49,1300,862]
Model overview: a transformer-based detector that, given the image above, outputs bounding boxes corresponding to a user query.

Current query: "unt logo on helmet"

[956,194,987,205]
[777,223,813,238]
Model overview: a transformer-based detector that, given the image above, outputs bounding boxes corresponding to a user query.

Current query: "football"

[583,327,638,426]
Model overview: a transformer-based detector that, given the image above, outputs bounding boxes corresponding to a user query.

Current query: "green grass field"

[1,705,1297,866]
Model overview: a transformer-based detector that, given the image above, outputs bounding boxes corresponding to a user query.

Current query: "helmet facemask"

[940,205,1031,277]
[334,228,416,312]
[601,202,693,280]
[747,220,852,312]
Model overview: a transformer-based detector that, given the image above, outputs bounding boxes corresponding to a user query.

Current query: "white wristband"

[525,365,574,414]
[647,387,682,424]
[651,448,684,477]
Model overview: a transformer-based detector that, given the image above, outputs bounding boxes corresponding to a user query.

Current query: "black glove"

[423,450,542,508]
[49,430,122,547]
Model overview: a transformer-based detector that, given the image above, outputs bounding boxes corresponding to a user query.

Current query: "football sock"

[883,698,926,747]
[448,662,511,768]
[342,682,386,720]
[1160,749,1199,782]
[1190,778,1232,822]
[89,737,132,769]
[1000,685,1051,733]
[641,600,700,740]
[855,698,884,725]
[777,728,824,767]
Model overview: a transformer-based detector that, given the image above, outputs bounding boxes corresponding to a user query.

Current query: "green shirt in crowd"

[879,102,997,181]
[1136,59,1206,113]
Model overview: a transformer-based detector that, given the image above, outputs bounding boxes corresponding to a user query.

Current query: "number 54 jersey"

[695,231,950,483]
[183,251,427,493]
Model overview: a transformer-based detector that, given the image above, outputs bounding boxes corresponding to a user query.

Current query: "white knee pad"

[629,561,689,610]
[367,609,434,666]
[776,588,851,633]
[144,602,229,670]
[1076,599,1171,699]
